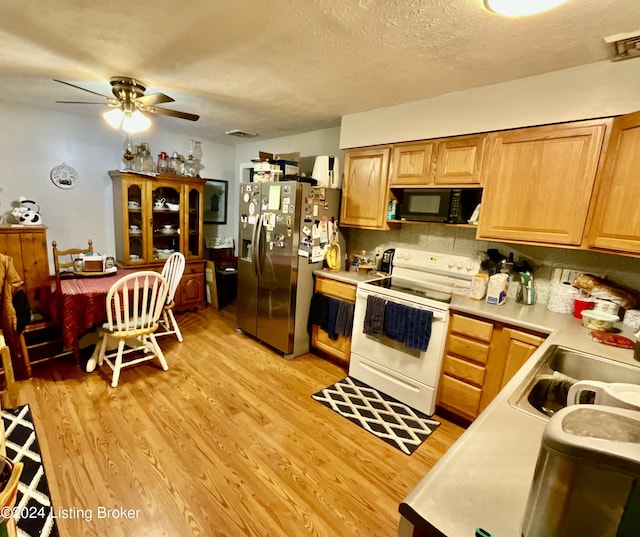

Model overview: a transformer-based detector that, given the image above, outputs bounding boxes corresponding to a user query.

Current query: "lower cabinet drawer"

[315,277,357,302]
[438,375,481,420]
[447,334,490,365]
[442,354,485,387]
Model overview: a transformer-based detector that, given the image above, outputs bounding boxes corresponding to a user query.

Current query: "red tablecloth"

[42,269,138,348]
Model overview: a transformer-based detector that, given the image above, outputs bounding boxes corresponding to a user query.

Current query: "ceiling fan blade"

[53,79,113,100]
[146,106,200,121]
[55,101,108,105]
[135,93,174,106]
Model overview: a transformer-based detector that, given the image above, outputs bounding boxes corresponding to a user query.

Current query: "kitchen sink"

[509,345,640,420]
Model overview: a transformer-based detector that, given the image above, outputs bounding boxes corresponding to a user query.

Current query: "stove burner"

[367,277,452,303]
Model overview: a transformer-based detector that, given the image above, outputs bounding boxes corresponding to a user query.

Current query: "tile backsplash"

[342,224,640,305]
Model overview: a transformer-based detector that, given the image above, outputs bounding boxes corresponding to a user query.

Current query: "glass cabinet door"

[126,182,145,264]
[186,186,202,259]
[152,183,181,260]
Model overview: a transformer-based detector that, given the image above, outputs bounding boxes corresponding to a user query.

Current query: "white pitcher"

[567,380,640,411]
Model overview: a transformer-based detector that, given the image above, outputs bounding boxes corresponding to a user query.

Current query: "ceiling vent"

[225,129,258,138]
[605,30,640,61]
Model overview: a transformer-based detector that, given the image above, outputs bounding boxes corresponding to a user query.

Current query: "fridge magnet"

[203,180,228,224]
[311,246,325,263]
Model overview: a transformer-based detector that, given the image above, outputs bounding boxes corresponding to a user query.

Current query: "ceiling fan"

[54,76,199,132]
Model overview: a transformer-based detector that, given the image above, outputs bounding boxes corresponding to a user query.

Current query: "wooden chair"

[96,271,169,387]
[18,240,94,374]
[0,332,16,408]
[156,252,186,342]
[0,458,23,537]
[52,239,93,285]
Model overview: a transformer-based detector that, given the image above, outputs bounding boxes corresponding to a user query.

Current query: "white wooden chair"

[96,271,169,387]
[156,252,186,342]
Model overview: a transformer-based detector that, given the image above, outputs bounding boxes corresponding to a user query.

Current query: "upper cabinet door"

[587,111,640,255]
[390,141,435,186]
[433,134,486,186]
[340,145,391,229]
[477,120,608,246]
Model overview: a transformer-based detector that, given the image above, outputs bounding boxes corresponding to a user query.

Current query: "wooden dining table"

[42,268,139,360]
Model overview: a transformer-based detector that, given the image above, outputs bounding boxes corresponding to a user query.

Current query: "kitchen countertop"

[399,300,640,537]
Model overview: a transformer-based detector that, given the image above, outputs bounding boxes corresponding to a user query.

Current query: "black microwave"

[398,188,482,223]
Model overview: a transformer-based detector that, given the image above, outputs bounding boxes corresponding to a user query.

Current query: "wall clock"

[50,163,79,189]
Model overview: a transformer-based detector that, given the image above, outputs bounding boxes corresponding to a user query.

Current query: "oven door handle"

[356,291,448,321]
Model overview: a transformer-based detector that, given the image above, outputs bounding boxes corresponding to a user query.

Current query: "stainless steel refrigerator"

[237,181,341,358]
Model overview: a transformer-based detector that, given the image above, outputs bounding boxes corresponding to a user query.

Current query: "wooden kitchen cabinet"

[438,314,493,421]
[0,226,49,306]
[433,133,486,185]
[438,311,545,423]
[390,141,436,186]
[498,327,546,389]
[390,134,486,187]
[110,170,207,311]
[587,111,640,255]
[341,146,391,229]
[477,119,609,246]
[311,274,357,367]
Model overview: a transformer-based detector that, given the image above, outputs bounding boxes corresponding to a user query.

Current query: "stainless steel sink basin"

[509,345,640,420]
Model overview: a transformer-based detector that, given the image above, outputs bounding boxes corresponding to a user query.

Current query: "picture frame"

[203,179,228,224]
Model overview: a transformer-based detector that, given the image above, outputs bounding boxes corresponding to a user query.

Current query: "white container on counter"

[546,282,578,314]
[486,273,509,305]
[623,309,640,329]
[469,274,489,300]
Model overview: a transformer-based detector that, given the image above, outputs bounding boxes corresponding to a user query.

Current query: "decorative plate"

[50,162,78,189]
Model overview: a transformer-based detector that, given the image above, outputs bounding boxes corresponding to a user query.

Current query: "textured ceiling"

[0,0,638,144]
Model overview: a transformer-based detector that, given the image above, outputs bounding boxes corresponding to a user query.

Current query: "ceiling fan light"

[103,108,124,129]
[484,0,568,16]
[122,110,151,134]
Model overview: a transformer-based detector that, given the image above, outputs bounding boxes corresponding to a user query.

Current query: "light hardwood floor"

[13,306,464,537]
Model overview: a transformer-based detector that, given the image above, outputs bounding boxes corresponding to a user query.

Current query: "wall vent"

[225,129,258,138]
[605,30,640,61]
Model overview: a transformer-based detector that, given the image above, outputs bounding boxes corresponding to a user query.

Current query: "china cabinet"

[109,170,206,310]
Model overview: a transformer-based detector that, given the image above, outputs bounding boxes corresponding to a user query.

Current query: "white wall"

[340,60,640,148]
[0,101,235,271]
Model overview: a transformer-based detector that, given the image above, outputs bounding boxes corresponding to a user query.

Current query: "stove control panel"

[393,248,481,279]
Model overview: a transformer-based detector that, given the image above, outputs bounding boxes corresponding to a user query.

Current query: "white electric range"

[349,247,481,415]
